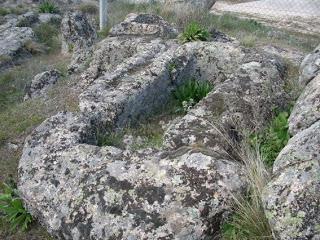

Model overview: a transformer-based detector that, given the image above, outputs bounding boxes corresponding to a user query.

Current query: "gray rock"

[39,13,62,24]
[0,27,34,69]
[18,20,291,239]
[61,11,97,55]
[16,11,39,27]
[299,44,320,86]
[263,121,320,240]
[289,73,320,135]
[24,69,61,100]
[109,13,178,38]
[18,113,246,239]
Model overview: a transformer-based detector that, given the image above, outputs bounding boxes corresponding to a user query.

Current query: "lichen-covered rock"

[61,11,97,54]
[263,121,320,240]
[109,13,178,38]
[18,16,292,239]
[24,69,61,100]
[16,11,39,27]
[289,73,320,135]
[299,44,320,86]
[39,13,62,24]
[164,49,288,150]
[0,27,34,69]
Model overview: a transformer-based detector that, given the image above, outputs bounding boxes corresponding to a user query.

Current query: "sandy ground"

[212,0,320,34]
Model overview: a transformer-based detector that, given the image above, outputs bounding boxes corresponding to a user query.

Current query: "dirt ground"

[212,0,320,34]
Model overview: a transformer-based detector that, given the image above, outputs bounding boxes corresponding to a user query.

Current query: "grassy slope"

[0,1,318,239]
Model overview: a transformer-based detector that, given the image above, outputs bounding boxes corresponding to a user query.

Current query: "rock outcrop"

[263,45,320,240]
[18,14,290,239]
[0,26,34,69]
[61,11,97,55]
[24,69,61,100]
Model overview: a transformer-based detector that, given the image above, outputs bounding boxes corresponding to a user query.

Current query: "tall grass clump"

[251,110,291,167]
[34,23,60,52]
[0,182,32,232]
[222,145,273,240]
[38,1,59,14]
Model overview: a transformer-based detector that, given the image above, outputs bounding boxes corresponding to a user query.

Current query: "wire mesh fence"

[212,0,320,18]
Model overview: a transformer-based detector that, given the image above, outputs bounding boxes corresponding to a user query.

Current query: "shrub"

[38,1,59,14]
[251,110,291,167]
[173,79,213,111]
[0,8,9,16]
[33,23,60,51]
[0,182,32,232]
[77,3,98,15]
[179,22,209,43]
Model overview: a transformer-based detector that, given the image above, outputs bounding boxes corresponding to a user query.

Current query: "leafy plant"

[0,182,32,232]
[38,1,59,14]
[251,110,291,167]
[173,79,213,111]
[179,22,209,43]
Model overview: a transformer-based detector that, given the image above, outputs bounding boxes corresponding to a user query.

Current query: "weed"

[221,142,273,240]
[173,79,213,111]
[251,110,291,167]
[179,22,209,43]
[38,0,59,14]
[97,27,110,39]
[34,23,60,52]
[77,3,99,15]
[0,182,32,232]
[0,7,10,16]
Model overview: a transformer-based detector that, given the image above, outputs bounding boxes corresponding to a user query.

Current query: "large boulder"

[18,14,290,240]
[299,44,320,86]
[289,73,320,135]
[0,26,34,69]
[263,45,320,240]
[24,69,61,100]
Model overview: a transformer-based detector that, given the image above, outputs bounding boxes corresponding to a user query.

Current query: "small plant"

[38,1,59,14]
[0,7,10,16]
[0,182,32,231]
[251,110,291,167]
[173,79,213,111]
[179,22,209,43]
[222,144,273,240]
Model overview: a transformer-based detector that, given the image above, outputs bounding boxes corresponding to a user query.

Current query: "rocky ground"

[0,0,319,240]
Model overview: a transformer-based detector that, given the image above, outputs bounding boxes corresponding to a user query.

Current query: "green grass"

[0,7,10,16]
[38,0,59,14]
[34,23,60,52]
[251,110,291,167]
[173,79,213,112]
[179,21,209,43]
[0,182,32,232]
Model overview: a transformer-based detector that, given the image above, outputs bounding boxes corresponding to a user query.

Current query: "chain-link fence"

[213,0,320,17]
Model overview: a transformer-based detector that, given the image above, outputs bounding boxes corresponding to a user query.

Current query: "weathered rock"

[164,47,288,150]
[0,27,34,69]
[263,121,320,240]
[18,111,246,239]
[109,13,178,38]
[24,69,61,100]
[289,73,320,135]
[16,11,39,27]
[61,11,97,54]
[18,16,292,239]
[39,13,62,24]
[299,44,320,86]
